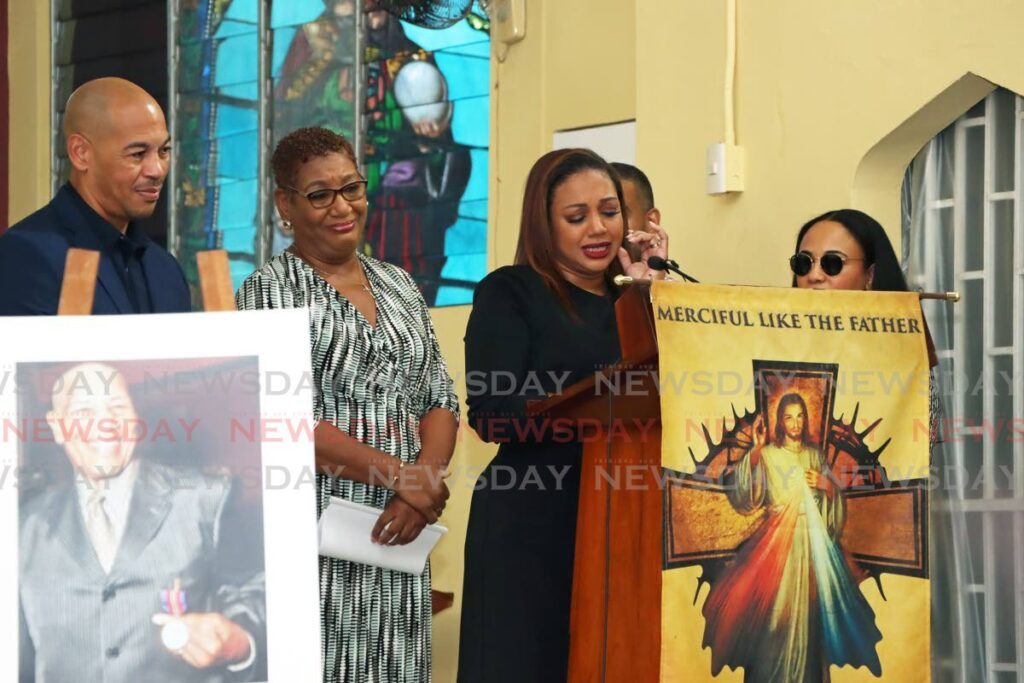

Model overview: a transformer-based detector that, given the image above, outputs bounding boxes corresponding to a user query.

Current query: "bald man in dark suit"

[0,77,190,315]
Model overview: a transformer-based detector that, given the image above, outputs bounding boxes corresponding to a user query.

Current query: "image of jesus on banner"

[701,379,883,682]
[656,284,931,683]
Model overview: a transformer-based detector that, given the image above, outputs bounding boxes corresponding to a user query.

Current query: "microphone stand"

[647,256,700,283]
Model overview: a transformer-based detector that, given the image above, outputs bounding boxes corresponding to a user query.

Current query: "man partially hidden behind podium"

[0,77,190,315]
[19,363,266,682]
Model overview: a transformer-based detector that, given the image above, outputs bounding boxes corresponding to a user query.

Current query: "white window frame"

[910,90,1024,683]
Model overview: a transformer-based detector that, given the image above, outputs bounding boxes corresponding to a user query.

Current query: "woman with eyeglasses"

[790,208,939,442]
[236,127,459,683]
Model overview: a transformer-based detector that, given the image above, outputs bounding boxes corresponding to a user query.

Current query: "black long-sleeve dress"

[457,265,621,683]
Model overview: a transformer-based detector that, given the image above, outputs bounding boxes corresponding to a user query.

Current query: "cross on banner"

[662,360,928,595]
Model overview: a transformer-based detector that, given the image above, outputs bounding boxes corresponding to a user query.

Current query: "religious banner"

[0,310,320,683]
[653,283,931,683]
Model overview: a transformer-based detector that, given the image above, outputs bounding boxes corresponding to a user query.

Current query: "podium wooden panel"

[528,284,663,682]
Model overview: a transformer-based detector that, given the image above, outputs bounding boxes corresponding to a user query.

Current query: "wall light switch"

[706,142,745,195]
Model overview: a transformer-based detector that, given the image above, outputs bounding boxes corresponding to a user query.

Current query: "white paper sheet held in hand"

[318,496,447,575]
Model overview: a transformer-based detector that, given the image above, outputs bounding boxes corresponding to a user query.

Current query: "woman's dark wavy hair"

[792,209,909,291]
[514,148,625,315]
[773,392,811,446]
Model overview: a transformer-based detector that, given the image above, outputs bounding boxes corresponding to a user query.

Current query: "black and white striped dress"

[236,250,459,683]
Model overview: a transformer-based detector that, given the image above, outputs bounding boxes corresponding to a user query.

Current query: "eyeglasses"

[789,251,864,277]
[284,180,368,209]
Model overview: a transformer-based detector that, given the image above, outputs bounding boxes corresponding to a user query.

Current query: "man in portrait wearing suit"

[18,362,266,682]
[0,77,190,315]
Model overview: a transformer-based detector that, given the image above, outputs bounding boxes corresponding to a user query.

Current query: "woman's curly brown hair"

[271,127,357,187]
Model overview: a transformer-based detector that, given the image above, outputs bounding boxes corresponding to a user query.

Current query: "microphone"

[647,255,700,283]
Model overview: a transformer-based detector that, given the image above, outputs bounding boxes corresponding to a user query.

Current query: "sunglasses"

[284,179,368,209]
[789,251,864,277]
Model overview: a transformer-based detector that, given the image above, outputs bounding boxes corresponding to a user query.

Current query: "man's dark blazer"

[0,184,191,315]
[18,459,267,683]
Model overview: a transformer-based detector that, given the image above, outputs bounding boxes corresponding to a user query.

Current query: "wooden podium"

[527,283,663,683]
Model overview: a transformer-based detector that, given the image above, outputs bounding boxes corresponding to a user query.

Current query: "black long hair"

[792,209,908,291]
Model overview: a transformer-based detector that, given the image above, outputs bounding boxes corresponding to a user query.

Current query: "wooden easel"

[57,248,455,615]
[56,249,100,314]
[55,247,236,314]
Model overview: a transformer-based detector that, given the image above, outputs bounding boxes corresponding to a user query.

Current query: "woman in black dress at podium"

[457,148,669,682]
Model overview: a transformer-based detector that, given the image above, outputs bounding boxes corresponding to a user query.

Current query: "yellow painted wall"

[9,0,1024,680]
[635,0,1024,288]
[487,0,638,270]
[7,0,51,222]
[454,0,1024,679]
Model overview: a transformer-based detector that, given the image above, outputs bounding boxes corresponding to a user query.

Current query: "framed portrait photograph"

[0,310,320,683]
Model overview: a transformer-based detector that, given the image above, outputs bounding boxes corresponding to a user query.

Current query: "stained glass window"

[172,0,489,306]
[362,2,490,306]
[173,0,263,292]
[269,0,358,255]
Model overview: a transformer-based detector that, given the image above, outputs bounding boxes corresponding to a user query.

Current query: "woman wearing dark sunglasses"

[790,208,938,437]
[790,208,908,291]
